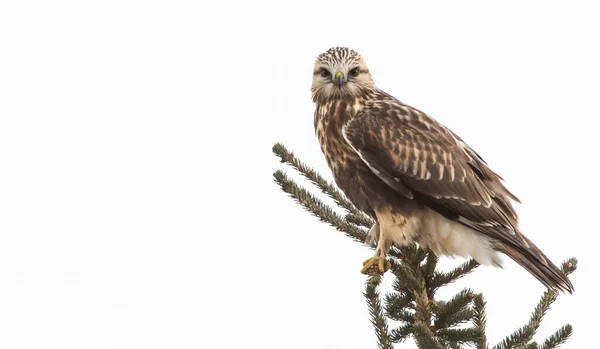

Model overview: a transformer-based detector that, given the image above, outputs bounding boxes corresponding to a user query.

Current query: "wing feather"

[342,103,521,242]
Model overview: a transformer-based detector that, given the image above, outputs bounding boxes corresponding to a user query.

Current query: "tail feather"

[496,240,574,294]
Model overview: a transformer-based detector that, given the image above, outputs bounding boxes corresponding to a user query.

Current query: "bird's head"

[311,47,375,103]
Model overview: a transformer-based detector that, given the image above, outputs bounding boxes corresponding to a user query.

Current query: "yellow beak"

[335,71,344,88]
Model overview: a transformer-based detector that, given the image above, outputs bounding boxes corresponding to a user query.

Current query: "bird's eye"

[320,68,331,78]
[349,68,360,77]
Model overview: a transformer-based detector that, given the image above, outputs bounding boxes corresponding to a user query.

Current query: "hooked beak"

[335,71,344,88]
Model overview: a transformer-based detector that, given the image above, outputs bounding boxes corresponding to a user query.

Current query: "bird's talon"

[361,257,390,274]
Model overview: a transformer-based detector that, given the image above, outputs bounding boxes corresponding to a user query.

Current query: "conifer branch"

[492,288,562,349]
[493,258,578,349]
[415,247,428,264]
[273,145,408,259]
[473,294,489,349]
[390,259,421,295]
[408,251,438,347]
[388,308,415,323]
[434,288,475,330]
[430,259,479,292]
[345,212,374,229]
[420,252,439,283]
[273,170,367,243]
[560,258,578,276]
[364,274,393,349]
[272,143,369,221]
[437,327,480,345]
[522,289,558,343]
[539,324,572,349]
[492,325,535,349]
[385,290,413,313]
[412,322,444,349]
[390,324,413,343]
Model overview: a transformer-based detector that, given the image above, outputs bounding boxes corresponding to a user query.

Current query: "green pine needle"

[412,322,445,349]
[273,170,367,244]
[420,252,439,282]
[430,259,479,291]
[434,288,475,329]
[387,308,415,324]
[390,324,413,343]
[272,143,369,222]
[364,274,394,349]
[345,212,374,229]
[493,258,578,349]
[539,324,573,349]
[385,291,413,316]
[473,294,489,349]
[437,327,481,345]
[390,260,421,294]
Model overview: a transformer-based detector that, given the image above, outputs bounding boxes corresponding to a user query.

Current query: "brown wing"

[342,103,521,242]
[343,100,573,292]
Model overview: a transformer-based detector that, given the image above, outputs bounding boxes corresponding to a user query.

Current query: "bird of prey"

[311,47,573,293]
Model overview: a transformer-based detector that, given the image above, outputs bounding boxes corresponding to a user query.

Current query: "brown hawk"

[312,47,573,293]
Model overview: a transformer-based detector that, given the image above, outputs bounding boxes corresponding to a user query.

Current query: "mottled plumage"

[312,47,573,293]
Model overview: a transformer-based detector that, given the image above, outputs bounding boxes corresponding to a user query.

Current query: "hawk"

[312,47,573,293]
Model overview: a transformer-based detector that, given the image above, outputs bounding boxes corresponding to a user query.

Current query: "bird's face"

[311,47,375,103]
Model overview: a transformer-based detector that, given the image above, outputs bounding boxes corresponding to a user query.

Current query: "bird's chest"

[315,101,362,174]
[314,100,377,212]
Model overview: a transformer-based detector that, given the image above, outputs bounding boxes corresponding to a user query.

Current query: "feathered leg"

[361,222,392,274]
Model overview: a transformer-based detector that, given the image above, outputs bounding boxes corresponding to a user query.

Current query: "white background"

[1,1,599,348]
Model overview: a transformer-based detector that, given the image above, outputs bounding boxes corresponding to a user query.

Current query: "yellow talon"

[361,257,392,274]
